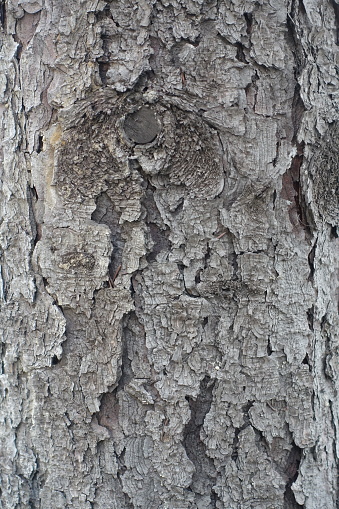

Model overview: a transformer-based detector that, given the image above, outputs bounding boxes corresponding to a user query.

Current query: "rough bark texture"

[0,0,338,508]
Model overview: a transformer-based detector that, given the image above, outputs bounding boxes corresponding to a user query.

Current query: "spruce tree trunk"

[0,0,338,508]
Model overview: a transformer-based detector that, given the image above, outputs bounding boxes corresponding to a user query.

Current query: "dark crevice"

[267,337,273,356]
[117,448,127,474]
[142,187,171,263]
[235,42,248,63]
[231,427,241,462]
[272,189,277,209]
[281,141,314,237]
[0,1,5,29]
[96,4,114,86]
[286,0,307,75]
[210,488,222,508]
[96,390,119,435]
[0,342,6,375]
[290,142,305,227]
[95,313,144,439]
[204,245,211,269]
[28,455,44,509]
[230,251,239,281]
[27,185,38,248]
[195,270,202,285]
[42,276,49,290]
[51,355,60,366]
[28,185,42,247]
[95,3,114,21]
[196,244,211,284]
[183,376,216,504]
[286,0,312,237]
[244,12,253,35]
[273,139,281,167]
[180,35,201,47]
[171,197,184,216]
[14,40,23,61]
[329,400,339,506]
[252,425,270,455]
[307,239,317,282]
[284,443,303,508]
[116,312,136,391]
[36,134,43,154]
[231,401,254,462]
[330,0,339,45]
[292,84,306,143]
[116,451,134,509]
[98,61,109,86]
[178,263,200,298]
[330,225,338,239]
[284,485,305,509]
[306,306,314,331]
[301,352,312,372]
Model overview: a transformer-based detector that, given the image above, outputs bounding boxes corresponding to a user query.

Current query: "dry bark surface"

[0,0,338,508]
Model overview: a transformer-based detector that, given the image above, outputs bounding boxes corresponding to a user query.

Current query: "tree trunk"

[0,0,338,508]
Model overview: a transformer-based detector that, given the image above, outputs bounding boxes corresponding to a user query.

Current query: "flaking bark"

[0,0,338,508]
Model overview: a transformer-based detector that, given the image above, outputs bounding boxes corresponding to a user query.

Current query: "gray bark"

[0,0,338,508]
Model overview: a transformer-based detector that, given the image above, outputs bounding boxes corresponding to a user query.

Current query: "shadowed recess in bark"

[330,0,339,45]
[281,141,314,237]
[283,443,304,509]
[232,401,254,462]
[141,186,171,262]
[28,455,45,509]
[0,1,5,28]
[183,376,217,506]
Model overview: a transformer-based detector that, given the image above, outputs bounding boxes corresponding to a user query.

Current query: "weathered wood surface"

[0,0,338,508]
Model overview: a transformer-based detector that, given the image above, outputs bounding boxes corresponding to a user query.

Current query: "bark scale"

[0,0,338,508]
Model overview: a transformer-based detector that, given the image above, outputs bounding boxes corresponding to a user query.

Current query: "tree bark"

[0,0,338,508]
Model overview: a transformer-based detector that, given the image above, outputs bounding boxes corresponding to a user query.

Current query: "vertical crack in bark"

[0,0,5,29]
[27,185,38,252]
[330,0,339,45]
[287,0,307,73]
[36,134,43,154]
[329,400,339,505]
[235,42,248,63]
[244,12,253,35]
[289,142,305,228]
[306,305,314,331]
[291,85,306,143]
[28,455,43,509]
[307,238,317,282]
[286,1,318,240]
[281,141,314,237]
[183,376,217,506]
[267,336,273,356]
[142,183,171,264]
[95,3,114,86]
[283,443,304,509]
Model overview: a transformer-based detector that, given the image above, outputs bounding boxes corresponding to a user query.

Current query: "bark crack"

[183,376,217,506]
[283,442,304,509]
